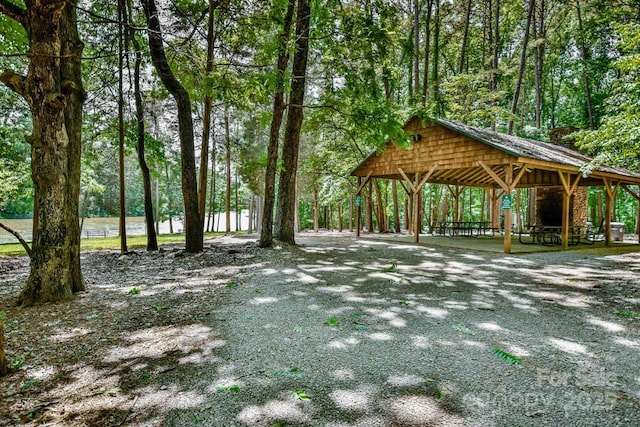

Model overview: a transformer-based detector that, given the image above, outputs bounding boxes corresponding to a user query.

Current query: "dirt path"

[1,232,639,426]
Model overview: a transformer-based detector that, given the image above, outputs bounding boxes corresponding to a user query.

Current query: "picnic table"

[431,221,498,238]
[518,225,594,246]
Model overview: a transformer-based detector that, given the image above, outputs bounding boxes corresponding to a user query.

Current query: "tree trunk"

[0,0,86,306]
[129,1,158,251]
[534,0,545,129]
[507,0,535,135]
[459,0,473,74]
[248,193,254,233]
[313,189,319,232]
[224,105,231,234]
[0,323,8,377]
[117,0,128,254]
[392,180,400,232]
[575,0,595,129]
[422,0,434,105]
[374,179,386,232]
[259,0,295,247]
[431,0,441,110]
[413,0,420,101]
[142,0,203,252]
[207,140,217,232]
[199,0,217,227]
[275,0,311,245]
[490,0,500,130]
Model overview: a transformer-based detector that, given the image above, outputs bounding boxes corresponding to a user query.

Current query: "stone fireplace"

[535,127,589,227]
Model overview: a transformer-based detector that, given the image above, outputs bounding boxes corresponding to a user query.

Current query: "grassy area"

[0,232,226,257]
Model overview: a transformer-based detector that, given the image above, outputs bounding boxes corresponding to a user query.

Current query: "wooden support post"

[603,179,620,247]
[356,176,362,237]
[504,166,513,254]
[561,187,570,249]
[413,173,421,243]
[621,184,640,244]
[557,170,582,249]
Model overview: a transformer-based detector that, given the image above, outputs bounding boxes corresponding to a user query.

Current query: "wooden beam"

[356,171,372,195]
[557,171,581,249]
[561,187,570,249]
[398,180,411,196]
[510,164,530,191]
[397,167,417,194]
[628,185,640,244]
[603,178,620,247]
[621,184,640,201]
[356,176,362,237]
[413,173,421,243]
[478,161,510,193]
[503,165,513,254]
[415,163,439,192]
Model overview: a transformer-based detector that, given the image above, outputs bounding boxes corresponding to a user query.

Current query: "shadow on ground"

[1,232,639,426]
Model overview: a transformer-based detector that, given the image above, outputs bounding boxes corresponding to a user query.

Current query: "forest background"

[2,0,640,242]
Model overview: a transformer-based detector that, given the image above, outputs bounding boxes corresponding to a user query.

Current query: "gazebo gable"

[351,117,516,181]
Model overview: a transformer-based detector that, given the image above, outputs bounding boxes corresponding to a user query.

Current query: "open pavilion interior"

[350,116,640,253]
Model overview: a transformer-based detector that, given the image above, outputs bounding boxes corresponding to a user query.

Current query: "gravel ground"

[1,231,640,426]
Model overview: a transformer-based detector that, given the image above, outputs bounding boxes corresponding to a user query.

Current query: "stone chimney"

[536,127,588,227]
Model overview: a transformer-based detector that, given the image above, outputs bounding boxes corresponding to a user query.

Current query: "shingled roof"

[436,118,640,179]
[351,116,640,186]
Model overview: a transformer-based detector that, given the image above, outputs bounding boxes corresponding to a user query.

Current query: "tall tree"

[141,0,203,252]
[422,0,434,105]
[118,0,128,253]
[275,0,311,244]
[198,0,218,227]
[459,0,473,74]
[128,0,158,251]
[575,0,596,129]
[508,0,535,135]
[533,0,546,129]
[1,0,86,306]
[490,0,500,130]
[259,0,295,248]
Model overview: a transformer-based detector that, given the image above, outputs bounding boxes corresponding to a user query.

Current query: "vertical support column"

[356,176,362,238]
[504,166,513,254]
[603,179,619,247]
[561,188,570,249]
[605,189,612,247]
[413,172,421,243]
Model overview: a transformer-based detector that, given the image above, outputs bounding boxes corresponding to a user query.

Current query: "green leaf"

[216,384,240,393]
[291,390,311,401]
[226,281,242,288]
[127,287,141,295]
[324,316,339,327]
[615,310,639,319]
[492,348,522,365]
[380,262,398,273]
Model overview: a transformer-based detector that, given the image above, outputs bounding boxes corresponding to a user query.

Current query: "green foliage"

[575,23,640,171]
[127,288,141,295]
[291,390,311,401]
[615,310,639,319]
[216,384,240,393]
[226,280,242,288]
[492,348,522,365]
[275,367,302,377]
[380,262,397,273]
[324,316,339,327]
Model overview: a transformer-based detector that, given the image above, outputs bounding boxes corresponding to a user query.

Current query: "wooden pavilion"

[351,116,640,253]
